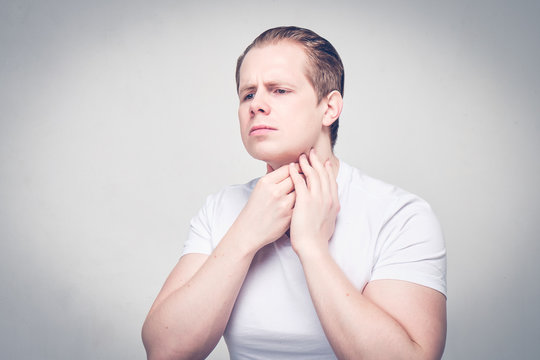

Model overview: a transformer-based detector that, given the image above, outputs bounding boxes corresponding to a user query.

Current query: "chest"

[223,214,377,358]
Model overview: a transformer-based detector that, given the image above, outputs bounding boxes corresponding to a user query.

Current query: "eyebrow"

[238,81,294,95]
[238,85,257,95]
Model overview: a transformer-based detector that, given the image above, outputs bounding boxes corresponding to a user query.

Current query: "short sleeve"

[371,197,447,297]
[181,195,215,257]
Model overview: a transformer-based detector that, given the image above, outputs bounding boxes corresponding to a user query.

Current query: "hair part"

[235,26,344,148]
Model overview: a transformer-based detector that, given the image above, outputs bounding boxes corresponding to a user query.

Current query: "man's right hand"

[143,164,295,360]
[233,164,296,251]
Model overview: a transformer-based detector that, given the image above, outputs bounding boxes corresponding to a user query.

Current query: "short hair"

[235,26,344,148]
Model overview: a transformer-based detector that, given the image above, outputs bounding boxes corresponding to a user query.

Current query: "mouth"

[249,125,277,136]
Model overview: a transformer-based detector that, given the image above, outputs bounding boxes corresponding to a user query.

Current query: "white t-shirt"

[181,161,446,359]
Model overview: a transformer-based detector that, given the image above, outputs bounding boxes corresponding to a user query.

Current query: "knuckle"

[278,199,290,212]
[325,200,333,212]
[259,176,269,185]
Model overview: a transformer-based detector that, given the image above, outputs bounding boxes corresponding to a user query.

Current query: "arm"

[289,151,446,360]
[298,251,446,360]
[142,165,296,360]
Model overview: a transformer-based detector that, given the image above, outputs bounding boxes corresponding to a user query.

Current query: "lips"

[249,125,277,136]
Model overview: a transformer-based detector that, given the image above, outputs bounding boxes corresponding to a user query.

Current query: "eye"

[274,88,288,95]
[243,93,254,101]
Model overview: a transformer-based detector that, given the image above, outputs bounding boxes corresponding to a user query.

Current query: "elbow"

[143,343,206,360]
[144,348,180,360]
[142,336,182,360]
[142,322,209,360]
[141,321,179,360]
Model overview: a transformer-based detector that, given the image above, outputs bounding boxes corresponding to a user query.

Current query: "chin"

[247,146,306,168]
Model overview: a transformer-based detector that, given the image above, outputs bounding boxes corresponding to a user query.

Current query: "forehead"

[239,41,310,87]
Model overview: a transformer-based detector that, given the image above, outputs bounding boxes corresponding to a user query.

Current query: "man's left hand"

[288,149,340,257]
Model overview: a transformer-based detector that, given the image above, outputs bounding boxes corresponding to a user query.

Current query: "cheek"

[238,107,249,131]
[237,104,245,120]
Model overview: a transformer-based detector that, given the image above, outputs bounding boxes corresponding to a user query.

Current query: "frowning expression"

[237,41,327,168]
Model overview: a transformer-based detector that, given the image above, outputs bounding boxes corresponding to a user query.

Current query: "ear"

[322,90,343,127]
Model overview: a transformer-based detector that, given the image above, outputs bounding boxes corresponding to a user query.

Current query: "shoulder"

[338,161,443,254]
[199,177,259,217]
[339,162,421,201]
[185,177,259,252]
[209,177,257,202]
[339,161,436,220]
[338,163,446,296]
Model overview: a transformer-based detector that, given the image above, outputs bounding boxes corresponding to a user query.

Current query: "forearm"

[142,164,296,359]
[142,230,257,360]
[299,249,425,360]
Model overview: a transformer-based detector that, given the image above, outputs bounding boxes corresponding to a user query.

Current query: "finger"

[276,175,294,195]
[284,189,296,210]
[290,162,302,174]
[289,162,307,196]
[264,163,290,183]
[309,149,330,198]
[299,153,319,192]
[290,162,306,181]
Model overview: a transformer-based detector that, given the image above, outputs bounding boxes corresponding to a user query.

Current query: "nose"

[249,92,270,117]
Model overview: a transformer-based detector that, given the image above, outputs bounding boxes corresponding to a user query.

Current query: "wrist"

[225,220,266,258]
[293,240,330,263]
[221,224,259,258]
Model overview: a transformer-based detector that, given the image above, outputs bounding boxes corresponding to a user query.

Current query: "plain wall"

[1,1,539,359]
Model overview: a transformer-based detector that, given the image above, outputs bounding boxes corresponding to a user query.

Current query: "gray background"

[1,0,539,359]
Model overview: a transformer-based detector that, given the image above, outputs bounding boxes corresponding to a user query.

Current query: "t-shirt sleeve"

[371,197,447,297]
[181,195,215,257]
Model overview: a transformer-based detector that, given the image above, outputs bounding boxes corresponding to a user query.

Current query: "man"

[142,26,447,360]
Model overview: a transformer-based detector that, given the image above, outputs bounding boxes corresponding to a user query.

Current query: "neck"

[267,138,340,180]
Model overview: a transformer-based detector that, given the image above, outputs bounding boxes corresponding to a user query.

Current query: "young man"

[142,27,447,360]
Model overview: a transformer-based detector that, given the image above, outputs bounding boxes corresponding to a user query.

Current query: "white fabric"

[181,161,446,359]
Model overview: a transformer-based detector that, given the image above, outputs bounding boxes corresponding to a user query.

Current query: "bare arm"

[289,151,446,360]
[142,165,295,360]
[299,251,446,360]
[142,236,255,360]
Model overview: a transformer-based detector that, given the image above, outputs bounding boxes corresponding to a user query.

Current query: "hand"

[289,149,340,257]
[233,164,296,252]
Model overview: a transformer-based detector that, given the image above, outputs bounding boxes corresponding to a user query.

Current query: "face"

[237,41,328,168]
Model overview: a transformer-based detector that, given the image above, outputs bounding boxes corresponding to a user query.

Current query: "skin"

[142,40,446,360]
[237,41,340,171]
